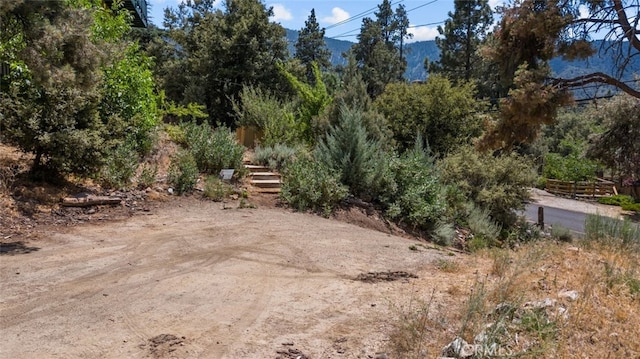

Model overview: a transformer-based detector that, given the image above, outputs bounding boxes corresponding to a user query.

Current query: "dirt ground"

[0,196,480,359]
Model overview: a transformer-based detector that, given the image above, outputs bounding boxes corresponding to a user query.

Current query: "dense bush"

[168,150,199,194]
[598,195,635,207]
[100,142,139,189]
[203,176,234,202]
[374,76,482,155]
[315,107,385,198]
[233,86,300,146]
[253,144,301,171]
[380,144,446,231]
[280,157,348,215]
[543,152,599,181]
[440,146,536,227]
[181,122,244,174]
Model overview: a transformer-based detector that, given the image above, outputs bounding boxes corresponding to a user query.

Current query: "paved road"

[524,204,588,235]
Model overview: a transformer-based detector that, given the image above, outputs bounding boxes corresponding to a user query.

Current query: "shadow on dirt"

[0,241,40,255]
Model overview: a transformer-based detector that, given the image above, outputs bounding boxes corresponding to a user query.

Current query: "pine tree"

[294,8,331,82]
[429,0,493,84]
[352,0,412,98]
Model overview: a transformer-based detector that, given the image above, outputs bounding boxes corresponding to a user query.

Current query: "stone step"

[244,164,270,173]
[249,179,282,188]
[248,172,281,181]
[253,187,282,194]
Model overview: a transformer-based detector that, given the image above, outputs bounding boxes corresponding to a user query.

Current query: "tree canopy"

[294,9,331,83]
[481,0,640,150]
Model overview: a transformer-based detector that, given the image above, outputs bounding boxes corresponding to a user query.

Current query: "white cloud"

[407,26,439,42]
[322,7,350,25]
[488,0,504,9]
[270,4,293,22]
[578,4,590,19]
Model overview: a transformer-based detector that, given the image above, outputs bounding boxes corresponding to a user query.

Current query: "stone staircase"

[245,164,282,193]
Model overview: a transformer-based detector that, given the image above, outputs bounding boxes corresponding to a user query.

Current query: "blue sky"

[146,0,505,42]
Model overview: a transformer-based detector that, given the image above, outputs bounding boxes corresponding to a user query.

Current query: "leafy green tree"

[429,0,493,84]
[0,0,158,179]
[294,9,331,83]
[162,0,289,126]
[278,62,332,144]
[374,76,482,155]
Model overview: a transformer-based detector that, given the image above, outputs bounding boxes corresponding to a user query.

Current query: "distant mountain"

[285,29,640,83]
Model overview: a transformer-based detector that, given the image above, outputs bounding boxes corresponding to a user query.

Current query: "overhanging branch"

[552,72,640,99]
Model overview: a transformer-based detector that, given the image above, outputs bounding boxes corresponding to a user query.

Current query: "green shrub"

[621,203,640,212]
[585,214,640,249]
[100,142,138,189]
[233,86,301,146]
[168,150,199,194]
[466,205,502,245]
[543,152,599,181]
[165,124,187,145]
[432,221,455,246]
[550,224,573,242]
[381,143,446,231]
[315,106,385,198]
[598,194,635,207]
[181,122,244,174]
[203,176,233,202]
[280,157,348,215]
[137,163,158,189]
[253,144,301,171]
[440,146,536,228]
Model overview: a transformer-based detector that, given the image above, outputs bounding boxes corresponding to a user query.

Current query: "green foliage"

[294,9,331,81]
[466,205,502,245]
[203,176,234,202]
[315,107,383,198]
[551,224,573,242]
[621,203,640,212]
[543,152,599,181]
[278,62,332,144]
[440,146,536,227]
[253,144,301,171]
[162,0,289,126]
[381,143,446,231]
[280,157,348,215]
[587,95,640,183]
[233,86,300,146]
[584,214,640,250]
[165,124,187,146]
[0,0,159,181]
[100,142,138,188]
[168,150,199,194]
[374,77,482,154]
[598,195,635,207]
[137,163,158,189]
[352,0,411,98]
[429,0,493,84]
[100,43,159,155]
[181,122,244,174]
[432,221,456,247]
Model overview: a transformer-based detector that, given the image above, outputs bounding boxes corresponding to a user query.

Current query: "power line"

[324,0,405,31]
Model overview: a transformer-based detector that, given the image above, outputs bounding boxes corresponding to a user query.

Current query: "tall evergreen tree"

[428,0,493,84]
[352,0,411,98]
[294,8,331,82]
[162,0,289,126]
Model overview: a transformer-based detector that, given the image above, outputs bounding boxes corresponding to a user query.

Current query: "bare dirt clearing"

[0,198,474,358]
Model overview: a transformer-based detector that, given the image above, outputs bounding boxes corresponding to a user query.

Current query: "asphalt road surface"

[524,204,588,235]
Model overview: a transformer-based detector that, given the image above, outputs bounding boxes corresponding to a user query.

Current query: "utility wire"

[324,0,405,31]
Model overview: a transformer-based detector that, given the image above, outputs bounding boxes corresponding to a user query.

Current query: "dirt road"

[1,199,462,358]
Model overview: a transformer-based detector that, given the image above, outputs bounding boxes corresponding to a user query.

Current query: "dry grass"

[388,239,640,358]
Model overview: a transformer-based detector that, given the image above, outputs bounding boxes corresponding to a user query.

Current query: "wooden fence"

[545,178,617,198]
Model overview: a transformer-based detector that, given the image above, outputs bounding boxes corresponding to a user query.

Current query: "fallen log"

[61,195,122,207]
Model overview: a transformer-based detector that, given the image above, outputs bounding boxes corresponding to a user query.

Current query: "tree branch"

[613,0,640,52]
[552,72,640,99]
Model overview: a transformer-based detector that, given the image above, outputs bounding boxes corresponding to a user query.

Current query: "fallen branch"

[61,195,122,207]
